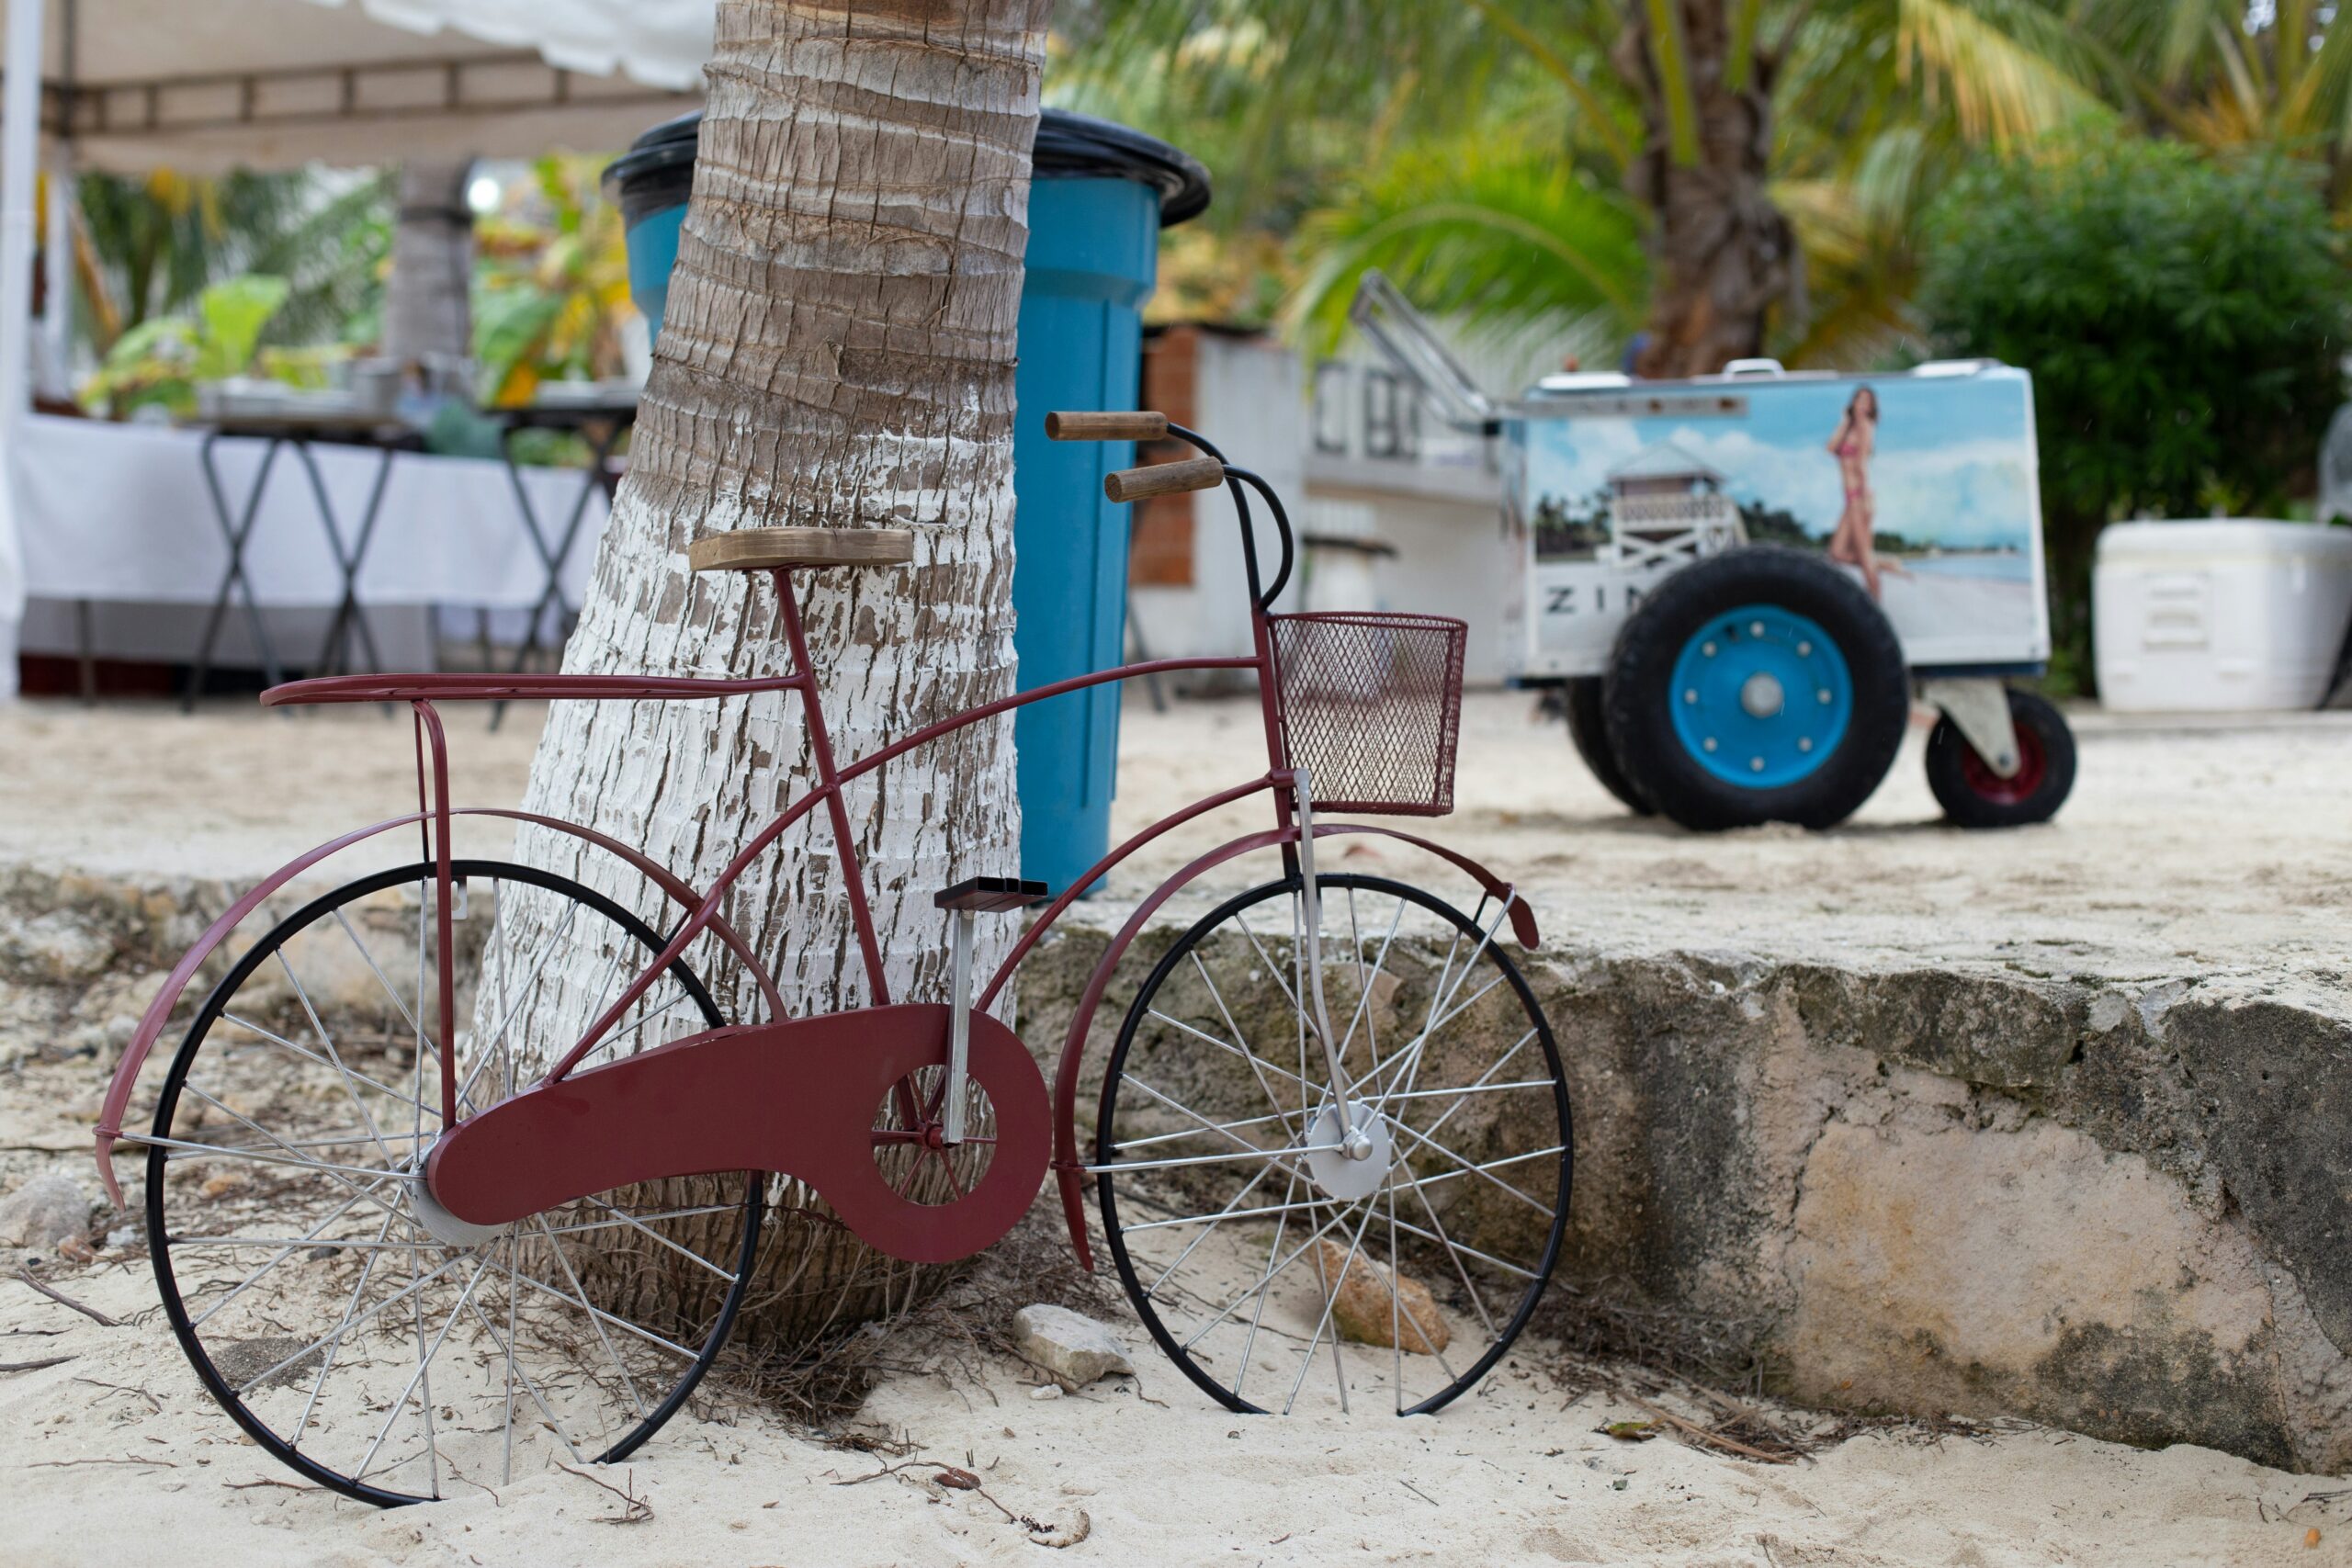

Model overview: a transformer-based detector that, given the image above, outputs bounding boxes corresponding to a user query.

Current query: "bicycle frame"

[241,424,1311,1106]
[92,426,1541,1269]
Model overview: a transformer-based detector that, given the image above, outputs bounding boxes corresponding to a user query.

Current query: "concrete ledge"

[1019,908,2352,1474]
[14,862,2349,1472]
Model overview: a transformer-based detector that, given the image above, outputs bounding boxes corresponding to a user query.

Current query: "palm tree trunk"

[493,0,1050,1343]
[1620,2,1794,377]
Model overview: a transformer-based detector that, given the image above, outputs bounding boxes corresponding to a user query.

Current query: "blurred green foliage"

[1918,139,2349,688]
[81,274,293,418]
[471,155,635,409]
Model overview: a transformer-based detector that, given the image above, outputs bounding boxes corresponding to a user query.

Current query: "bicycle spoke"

[1189,949,1300,1128]
[187,1179,397,1332]
[292,1201,401,1453]
[1144,1009,1319,1101]
[274,947,398,1169]
[1396,1156,1501,1336]
[1284,1195,1382,1416]
[1099,876,1569,1418]
[500,1265,700,1361]
[573,1194,740,1282]
[1141,1157,1286,1301]
[1235,1163,1306,1402]
[146,862,755,1504]
[356,1253,488,1491]
[218,1012,436,1122]
[528,1216,648,1420]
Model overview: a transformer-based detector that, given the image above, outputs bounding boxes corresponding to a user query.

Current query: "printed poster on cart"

[1510,366,2050,676]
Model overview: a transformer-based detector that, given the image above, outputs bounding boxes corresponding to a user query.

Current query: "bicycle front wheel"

[1095,874,1571,1416]
[143,859,763,1506]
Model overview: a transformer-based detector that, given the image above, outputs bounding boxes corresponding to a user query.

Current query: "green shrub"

[1917,140,2348,691]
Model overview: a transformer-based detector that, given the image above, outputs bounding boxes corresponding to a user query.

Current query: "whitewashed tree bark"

[488,0,1050,1345]
[383,160,475,368]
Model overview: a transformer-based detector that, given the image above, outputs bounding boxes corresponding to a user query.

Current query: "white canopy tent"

[0,0,718,694]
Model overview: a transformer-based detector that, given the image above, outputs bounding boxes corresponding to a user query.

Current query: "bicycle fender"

[91,809,780,1206]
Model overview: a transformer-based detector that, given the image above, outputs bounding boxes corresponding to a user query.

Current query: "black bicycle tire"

[145,858,763,1508]
[1094,873,1572,1416]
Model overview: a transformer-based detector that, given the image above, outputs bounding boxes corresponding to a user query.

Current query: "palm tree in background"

[1059,0,2126,372]
[72,167,391,356]
[2080,0,2352,192]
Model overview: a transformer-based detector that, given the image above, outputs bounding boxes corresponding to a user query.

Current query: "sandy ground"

[6,689,2350,1001]
[6,689,2352,1563]
[5,1212,2349,1568]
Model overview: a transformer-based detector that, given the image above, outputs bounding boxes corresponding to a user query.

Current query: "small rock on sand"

[1012,1304,1133,1389]
[0,1173,91,1254]
[1317,1239,1450,1354]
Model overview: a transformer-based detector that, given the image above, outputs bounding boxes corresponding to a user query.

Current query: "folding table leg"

[187,434,287,712]
[492,415,631,730]
[297,440,394,679]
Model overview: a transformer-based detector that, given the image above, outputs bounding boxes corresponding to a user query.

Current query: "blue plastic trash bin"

[608,108,1209,897]
[604,111,699,338]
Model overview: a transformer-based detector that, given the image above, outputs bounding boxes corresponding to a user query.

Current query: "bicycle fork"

[1294,771,1372,1161]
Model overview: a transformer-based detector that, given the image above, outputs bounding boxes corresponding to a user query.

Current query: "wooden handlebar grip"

[1104,456,1226,503]
[1046,410,1170,442]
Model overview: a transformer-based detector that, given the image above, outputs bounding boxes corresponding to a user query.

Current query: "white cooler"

[2094,520,2352,711]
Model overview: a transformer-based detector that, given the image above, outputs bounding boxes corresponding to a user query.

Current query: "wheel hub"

[1738,671,1784,717]
[410,1145,504,1248]
[1303,1099,1394,1200]
[1668,604,1854,789]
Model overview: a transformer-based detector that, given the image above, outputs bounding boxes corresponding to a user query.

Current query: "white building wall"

[1129,326,1528,686]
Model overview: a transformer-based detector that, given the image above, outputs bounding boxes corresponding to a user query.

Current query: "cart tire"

[1603,547,1907,831]
[1565,677,1653,815]
[1925,688,2075,828]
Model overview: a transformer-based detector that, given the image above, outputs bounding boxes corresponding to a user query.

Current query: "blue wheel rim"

[1668,604,1854,789]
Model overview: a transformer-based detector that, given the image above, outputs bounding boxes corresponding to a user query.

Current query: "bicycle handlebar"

[1046,410,1170,442]
[1103,456,1227,502]
[1069,412,1296,613]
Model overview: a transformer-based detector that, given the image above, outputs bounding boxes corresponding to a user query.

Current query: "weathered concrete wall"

[1019,913,2352,1475]
[13,864,2351,1472]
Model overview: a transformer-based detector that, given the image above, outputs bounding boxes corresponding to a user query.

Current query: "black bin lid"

[603,109,701,192]
[603,107,1209,229]
[1032,107,1211,227]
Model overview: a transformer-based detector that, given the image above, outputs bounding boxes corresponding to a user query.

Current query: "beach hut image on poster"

[1344,272,2076,832]
[1600,440,1747,568]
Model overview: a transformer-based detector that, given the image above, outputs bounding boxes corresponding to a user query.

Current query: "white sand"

[6,693,2350,1006]
[6,1236,2347,1567]
[7,691,2352,1562]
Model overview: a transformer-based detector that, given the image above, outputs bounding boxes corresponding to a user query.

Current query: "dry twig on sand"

[834,1457,1091,1548]
[13,1267,119,1327]
[554,1462,653,1525]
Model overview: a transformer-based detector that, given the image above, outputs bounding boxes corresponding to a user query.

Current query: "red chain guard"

[424,1004,1048,1266]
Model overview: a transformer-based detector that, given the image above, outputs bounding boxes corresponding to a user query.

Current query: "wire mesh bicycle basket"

[1267,612,1468,816]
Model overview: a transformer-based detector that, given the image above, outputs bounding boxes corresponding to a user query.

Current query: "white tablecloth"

[16,414,608,607]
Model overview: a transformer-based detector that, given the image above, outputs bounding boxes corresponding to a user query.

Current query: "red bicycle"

[93,412,1574,1505]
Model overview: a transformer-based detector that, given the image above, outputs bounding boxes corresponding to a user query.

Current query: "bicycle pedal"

[934,876,1048,913]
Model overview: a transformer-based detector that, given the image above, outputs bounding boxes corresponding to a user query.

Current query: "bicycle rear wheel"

[142,859,762,1506]
[1095,874,1570,1416]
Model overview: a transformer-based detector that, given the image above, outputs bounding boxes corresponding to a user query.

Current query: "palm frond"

[1894,0,2112,146]
[1283,134,1646,357]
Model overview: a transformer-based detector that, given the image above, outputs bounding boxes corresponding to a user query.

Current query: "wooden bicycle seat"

[687,526,916,573]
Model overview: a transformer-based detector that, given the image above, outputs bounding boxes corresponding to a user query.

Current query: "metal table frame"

[495,402,636,671]
[184,417,413,711]
[491,400,636,727]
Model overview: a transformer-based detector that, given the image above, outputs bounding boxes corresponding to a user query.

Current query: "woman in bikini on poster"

[1825,386,1903,599]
